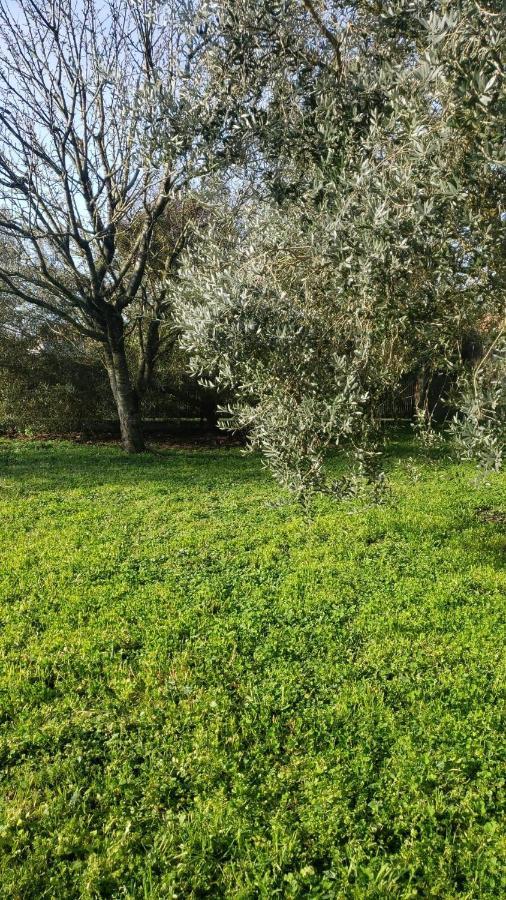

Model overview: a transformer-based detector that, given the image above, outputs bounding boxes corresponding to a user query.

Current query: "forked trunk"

[105,314,145,452]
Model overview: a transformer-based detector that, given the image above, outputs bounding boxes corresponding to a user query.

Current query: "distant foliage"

[0,334,112,434]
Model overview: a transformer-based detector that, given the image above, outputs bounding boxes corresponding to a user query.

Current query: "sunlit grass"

[0,437,504,898]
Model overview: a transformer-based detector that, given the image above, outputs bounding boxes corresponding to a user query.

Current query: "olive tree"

[175,0,505,495]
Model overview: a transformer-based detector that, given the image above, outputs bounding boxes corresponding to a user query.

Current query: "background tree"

[0,0,226,451]
[117,197,212,401]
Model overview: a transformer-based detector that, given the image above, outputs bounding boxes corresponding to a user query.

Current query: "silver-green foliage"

[176,1,505,495]
[451,333,505,473]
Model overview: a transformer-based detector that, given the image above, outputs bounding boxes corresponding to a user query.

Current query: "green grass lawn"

[0,437,505,899]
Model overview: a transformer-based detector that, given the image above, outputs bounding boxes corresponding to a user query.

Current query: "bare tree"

[0,0,217,451]
[115,196,211,400]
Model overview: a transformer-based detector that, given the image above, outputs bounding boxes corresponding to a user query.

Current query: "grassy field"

[0,436,505,899]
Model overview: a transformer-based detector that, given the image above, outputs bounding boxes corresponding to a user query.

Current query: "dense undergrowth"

[0,437,504,898]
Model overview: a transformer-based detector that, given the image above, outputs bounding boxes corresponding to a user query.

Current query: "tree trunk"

[104,314,145,452]
[136,318,160,398]
[199,393,219,431]
[414,368,427,419]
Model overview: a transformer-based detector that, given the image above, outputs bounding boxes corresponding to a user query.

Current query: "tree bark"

[414,368,427,418]
[104,314,145,452]
[199,392,219,431]
[136,318,161,398]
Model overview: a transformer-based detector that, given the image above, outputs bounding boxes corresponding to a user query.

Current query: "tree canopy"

[175,0,505,495]
[0,0,503,490]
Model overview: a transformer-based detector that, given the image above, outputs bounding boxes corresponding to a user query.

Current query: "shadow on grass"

[0,439,268,494]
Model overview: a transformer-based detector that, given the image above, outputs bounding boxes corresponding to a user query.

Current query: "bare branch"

[301,0,343,74]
